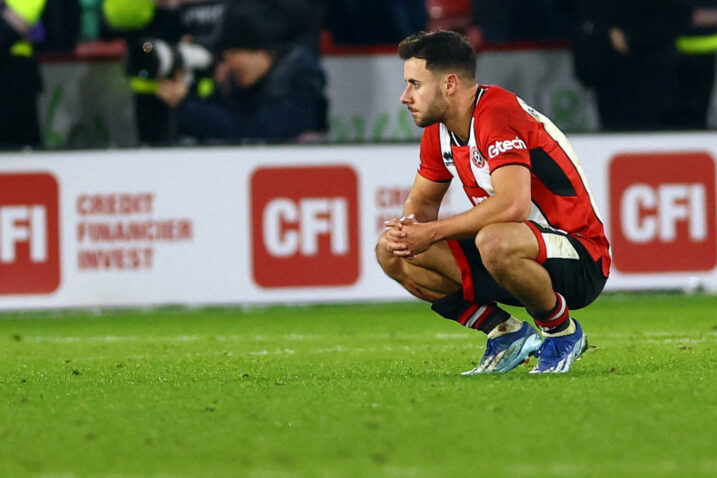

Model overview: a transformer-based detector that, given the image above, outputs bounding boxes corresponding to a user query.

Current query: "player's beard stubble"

[413,87,449,127]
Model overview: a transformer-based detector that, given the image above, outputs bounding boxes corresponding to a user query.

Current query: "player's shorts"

[447,221,608,310]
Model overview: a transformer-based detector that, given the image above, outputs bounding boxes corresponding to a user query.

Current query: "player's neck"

[444,83,479,143]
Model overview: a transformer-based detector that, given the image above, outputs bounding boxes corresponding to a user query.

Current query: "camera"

[126,38,214,80]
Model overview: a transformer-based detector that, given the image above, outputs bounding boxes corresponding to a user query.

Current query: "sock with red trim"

[430,291,511,334]
[530,292,571,335]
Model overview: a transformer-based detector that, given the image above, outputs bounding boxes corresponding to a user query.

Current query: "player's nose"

[400,86,411,104]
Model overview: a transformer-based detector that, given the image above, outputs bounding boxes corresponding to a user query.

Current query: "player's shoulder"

[474,85,531,131]
[475,85,521,113]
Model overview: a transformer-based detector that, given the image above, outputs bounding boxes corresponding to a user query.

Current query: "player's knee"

[475,224,513,272]
[375,231,401,277]
[375,230,390,262]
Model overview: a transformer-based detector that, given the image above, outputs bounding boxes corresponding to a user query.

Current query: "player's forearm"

[428,195,529,242]
[402,197,440,223]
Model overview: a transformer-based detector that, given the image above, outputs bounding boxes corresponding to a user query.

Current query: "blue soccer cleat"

[461,321,543,375]
[530,319,588,374]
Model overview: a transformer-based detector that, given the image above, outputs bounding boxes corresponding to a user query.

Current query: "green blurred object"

[79,0,101,41]
[6,0,46,24]
[102,0,156,31]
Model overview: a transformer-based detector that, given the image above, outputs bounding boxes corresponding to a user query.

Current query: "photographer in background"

[102,0,226,145]
[153,2,328,143]
[0,0,47,149]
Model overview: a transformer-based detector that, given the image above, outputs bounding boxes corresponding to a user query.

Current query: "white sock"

[542,318,576,337]
[486,316,523,339]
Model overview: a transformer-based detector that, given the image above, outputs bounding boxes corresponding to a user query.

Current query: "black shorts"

[447,221,608,310]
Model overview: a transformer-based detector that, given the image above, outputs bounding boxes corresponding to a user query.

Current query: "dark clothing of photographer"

[176,44,327,142]
[0,0,47,149]
[0,52,42,149]
[671,0,717,129]
[560,0,684,131]
[152,0,329,143]
[104,0,327,145]
[103,0,226,145]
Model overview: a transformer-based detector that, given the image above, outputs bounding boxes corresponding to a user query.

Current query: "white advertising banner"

[0,132,716,310]
[570,132,717,293]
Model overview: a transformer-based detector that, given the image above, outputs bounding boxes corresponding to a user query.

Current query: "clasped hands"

[384,214,435,258]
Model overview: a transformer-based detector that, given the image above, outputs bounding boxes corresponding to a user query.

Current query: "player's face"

[400,57,448,127]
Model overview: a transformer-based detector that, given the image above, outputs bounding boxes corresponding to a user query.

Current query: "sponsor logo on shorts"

[487,136,527,158]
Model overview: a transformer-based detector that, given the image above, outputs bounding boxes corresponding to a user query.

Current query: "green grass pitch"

[0,293,715,477]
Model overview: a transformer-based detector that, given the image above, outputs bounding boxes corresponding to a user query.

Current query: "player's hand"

[384,215,435,257]
[394,221,435,257]
[384,215,415,255]
[384,214,416,245]
[384,214,416,229]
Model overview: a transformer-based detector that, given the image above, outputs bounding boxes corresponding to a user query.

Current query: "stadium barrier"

[0,132,716,309]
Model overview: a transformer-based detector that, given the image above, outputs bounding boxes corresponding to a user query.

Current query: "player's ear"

[445,73,459,95]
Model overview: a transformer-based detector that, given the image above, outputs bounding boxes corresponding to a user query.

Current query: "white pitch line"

[17,330,717,348]
[24,335,202,343]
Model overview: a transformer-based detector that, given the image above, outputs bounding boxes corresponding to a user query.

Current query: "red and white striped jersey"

[418,85,611,276]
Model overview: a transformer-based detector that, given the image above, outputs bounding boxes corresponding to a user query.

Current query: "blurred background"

[3,0,717,150]
[2,0,717,309]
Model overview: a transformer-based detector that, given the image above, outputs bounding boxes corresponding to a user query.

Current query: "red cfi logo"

[0,173,60,294]
[609,152,716,273]
[251,166,360,287]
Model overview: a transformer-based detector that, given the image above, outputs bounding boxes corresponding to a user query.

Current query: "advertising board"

[0,133,715,309]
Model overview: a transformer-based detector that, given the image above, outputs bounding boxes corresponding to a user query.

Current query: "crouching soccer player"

[376,31,611,374]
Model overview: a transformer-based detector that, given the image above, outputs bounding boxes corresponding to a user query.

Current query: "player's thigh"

[529,223,607,309]
[450,237,522,306]
[476,222,540,262]
[406,240,462,283]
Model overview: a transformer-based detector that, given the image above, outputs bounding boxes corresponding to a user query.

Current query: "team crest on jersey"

[470,146,485,168]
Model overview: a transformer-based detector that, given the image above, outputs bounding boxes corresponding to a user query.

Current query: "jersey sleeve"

[417,126,453,182]
[476,91,534,173]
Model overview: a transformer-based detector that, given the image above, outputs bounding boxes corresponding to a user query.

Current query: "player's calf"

[431,291,542,374]
[375,231,450,301]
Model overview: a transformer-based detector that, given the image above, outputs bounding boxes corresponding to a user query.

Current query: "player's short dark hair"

[398,31,477,80]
